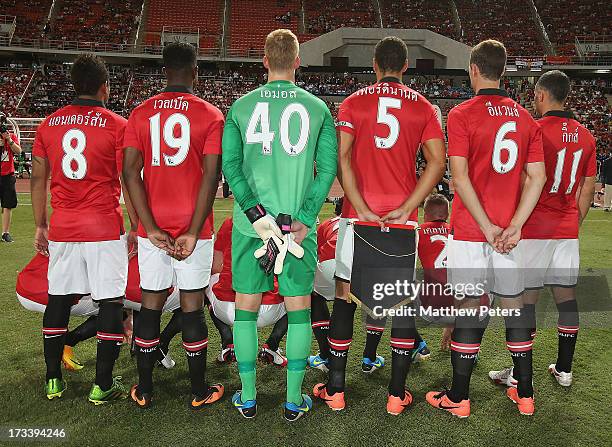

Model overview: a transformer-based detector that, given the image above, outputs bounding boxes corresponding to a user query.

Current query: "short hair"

[374,36,408,73]
[535,70,571,104]
[71,54,108,96]
[470,40,507,81]
[424,194,449,216]
[265,29,299,71]
[163,42,197,71]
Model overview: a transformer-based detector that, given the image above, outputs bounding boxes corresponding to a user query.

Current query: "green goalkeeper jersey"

[222,79,338,238]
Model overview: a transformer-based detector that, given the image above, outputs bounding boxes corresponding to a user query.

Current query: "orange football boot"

[507,387,534,416]
[190,383,225,410]
[426,390,470,418]
[386,389,413,415]
[313,383,345,411]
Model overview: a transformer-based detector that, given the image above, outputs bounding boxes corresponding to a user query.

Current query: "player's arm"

[381,138,446,224]
[221,107,258,212]
[450,155,503,248]
[292,108,338,242]
[498,123,547,252]
[337,131,379,222]
[3,132,22,155]
[122,147,174,254]
[577,176,596,225]
[31,155,50,256]
[212,249,223,274]
[175,154,221,260]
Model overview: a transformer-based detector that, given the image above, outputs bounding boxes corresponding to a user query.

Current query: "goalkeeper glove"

[245,204,283,242]
[254,214,304,275]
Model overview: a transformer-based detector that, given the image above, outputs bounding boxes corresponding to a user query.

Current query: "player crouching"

[207,217,289,367]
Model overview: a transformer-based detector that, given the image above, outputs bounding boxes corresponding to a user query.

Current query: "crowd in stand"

[381,0,455,37]
[454,0,545,55]
[535,0,611,55]
[49,0,142,44]
[1,0,51,41]
[304,0,379,35]
[0,66,32,114]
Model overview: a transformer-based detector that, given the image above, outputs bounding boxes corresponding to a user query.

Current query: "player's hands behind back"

[173,232,197,261]
[381,207,413,225]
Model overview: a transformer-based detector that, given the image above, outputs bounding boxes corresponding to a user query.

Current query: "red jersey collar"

[379,76,402,84]
[72,98,104,107]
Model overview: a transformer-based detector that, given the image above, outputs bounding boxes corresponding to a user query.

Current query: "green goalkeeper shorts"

[231,228,317,297]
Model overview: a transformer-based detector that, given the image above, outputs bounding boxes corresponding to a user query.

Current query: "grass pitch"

[1,196,611,446]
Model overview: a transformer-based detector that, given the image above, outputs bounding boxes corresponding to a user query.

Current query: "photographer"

[0,114,22,242]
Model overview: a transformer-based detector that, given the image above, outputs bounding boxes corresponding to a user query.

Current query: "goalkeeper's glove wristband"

[245,204,283,241]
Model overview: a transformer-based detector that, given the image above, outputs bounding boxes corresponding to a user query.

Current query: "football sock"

[181,308,209,397]
[95,301,124,391]
[134,307,162,394]
[234,309,258,401]
[265,314,288,352]
[556,299,579,373]
[310,292,331,360]
[43,295,73,381]
[159,310,182,352]
[448,313,483,403]
[326,298,357,394]
[286,309,311,405]
[363,314,386,361]
[415,330,423,345]
[505,314,534,398]
[65,315,97,347]
[388,315,416,397]
[524,303,537,340]
[208,306,233,348]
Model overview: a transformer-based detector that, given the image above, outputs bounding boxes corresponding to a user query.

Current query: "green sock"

[286,308,312,405]
[234,309,258,401]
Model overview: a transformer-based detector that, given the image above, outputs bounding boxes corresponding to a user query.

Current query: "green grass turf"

[1,195,611,446]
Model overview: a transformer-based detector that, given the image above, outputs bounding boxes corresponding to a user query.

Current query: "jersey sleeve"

[584,136,597,177]
[115,116,128,164]
[295,105,338,228]
[214,219,231,251]
[446,107,469,157]
[32,121,47,158]
[123,112,141,152]
[526,120,544,163]
[221,105,259,212]
[421,104,445,143]
[203,108,224,155]
[335,96,354,134]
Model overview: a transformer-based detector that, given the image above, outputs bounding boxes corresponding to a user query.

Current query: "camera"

[0,113,8,134]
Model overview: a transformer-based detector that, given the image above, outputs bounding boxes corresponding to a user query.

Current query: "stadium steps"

[449,0,462,37]
[135,0,151,47]
[526,0,554,55]
[221,0,230,56]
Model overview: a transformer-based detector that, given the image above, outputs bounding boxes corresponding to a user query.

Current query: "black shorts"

[0,174,17,209]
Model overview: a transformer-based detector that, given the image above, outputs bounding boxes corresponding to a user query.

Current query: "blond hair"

[265,29,299,72]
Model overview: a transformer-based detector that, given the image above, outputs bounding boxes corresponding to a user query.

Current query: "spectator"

[603,151,612,212]
[0,117,22,242]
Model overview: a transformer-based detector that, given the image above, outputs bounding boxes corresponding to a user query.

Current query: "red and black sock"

[95,300,124,391]
[388,315,415,398]
[448,313,483,403]
[42,295,73,381]
[363,314,386,362]
[326,298,356,394]
[556,299,579,373]
[182,308,209,397]
[265,314,288,351]
[311,292,331,360]
[134,307,162,394]
[505,314,534,398]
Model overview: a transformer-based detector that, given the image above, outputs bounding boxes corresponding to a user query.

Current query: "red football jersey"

[123,87,223,239]
[17,253,141,306]
[213,218,282,305]
[1,133,19,176]
[523,111,597,239]
[447,89,544,242]
[336,79,444,221]
[32,99,126,242]
[317,216,340,262]
[418,221,453,308]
